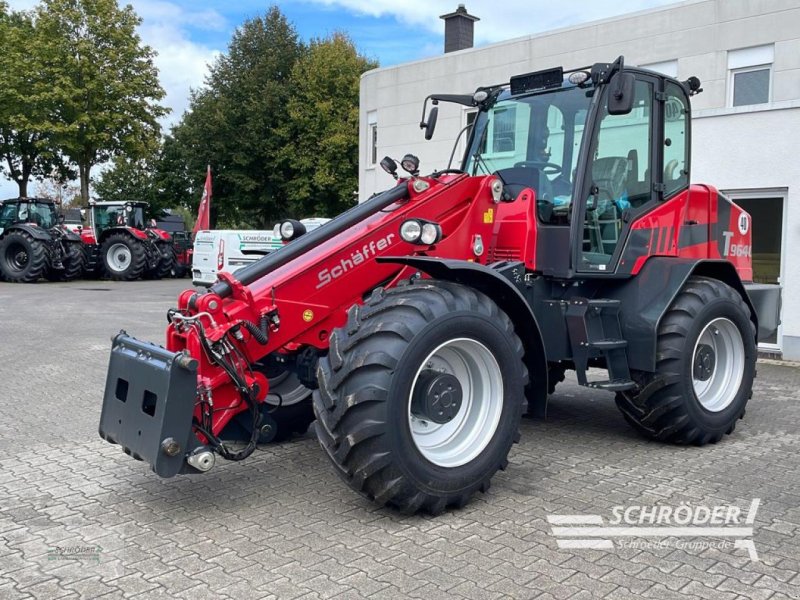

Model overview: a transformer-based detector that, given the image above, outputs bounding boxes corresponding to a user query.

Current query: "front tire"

[313,280,526,514]
[0,231,48,283]
[616,277,756,445]
[102,233,146,281]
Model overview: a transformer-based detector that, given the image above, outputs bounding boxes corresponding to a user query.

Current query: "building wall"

[692,106,800,356]
[359,0,800,358]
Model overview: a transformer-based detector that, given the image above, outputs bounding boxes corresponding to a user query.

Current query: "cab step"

[589,339,627,350]
[585,378,637,392]
[565,297,635,392]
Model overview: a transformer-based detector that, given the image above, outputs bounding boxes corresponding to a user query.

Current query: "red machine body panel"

[622,185,753,281]
[166,175,503,437]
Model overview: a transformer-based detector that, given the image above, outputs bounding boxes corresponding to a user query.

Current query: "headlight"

[400,219,441,245]
[401,154,420,175]
[280,221,294,239]
[400,220,422,243]
[279,219,306,241]
[420,223,442,245]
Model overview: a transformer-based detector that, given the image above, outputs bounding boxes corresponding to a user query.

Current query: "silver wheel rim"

[409,338,503,468]
[692,317,745,412]
[107,243,132,272]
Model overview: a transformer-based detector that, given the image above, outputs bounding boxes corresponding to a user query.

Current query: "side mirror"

[607,72,635,115]
[424,106,438,140]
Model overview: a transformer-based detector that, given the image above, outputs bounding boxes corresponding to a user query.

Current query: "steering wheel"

[514,161,562,175]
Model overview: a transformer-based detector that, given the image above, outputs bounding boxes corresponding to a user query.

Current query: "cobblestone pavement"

[1,279,799,600]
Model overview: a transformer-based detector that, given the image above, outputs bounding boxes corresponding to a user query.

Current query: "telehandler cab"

[99,57,781,514]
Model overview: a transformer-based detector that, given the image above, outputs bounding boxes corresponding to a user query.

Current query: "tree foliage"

[280,33,377,217]
[94,154,157,205]
[34,0,168,202]
[0,6,67,196]
[94,143,185,217]
[162,9,376,227]
[169,7,302,227]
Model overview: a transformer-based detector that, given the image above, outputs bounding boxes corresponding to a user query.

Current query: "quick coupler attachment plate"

[99,331,199,477]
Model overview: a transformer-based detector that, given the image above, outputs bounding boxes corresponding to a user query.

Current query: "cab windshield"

[464,82,594,224]
[15,201,58,228]
[94,204,146,230]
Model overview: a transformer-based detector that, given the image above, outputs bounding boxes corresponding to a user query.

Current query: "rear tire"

[171,259,187,278]
[102,233,146,281]
[313,280,526,514]
[0,231,48,283]
[615,277,756,445]
[148,242,174,279]
[258,361,315,442]
[45,241,85,281]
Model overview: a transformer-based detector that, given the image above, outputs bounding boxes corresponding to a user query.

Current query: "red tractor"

[79,201,175,280]
[99,57,781,514]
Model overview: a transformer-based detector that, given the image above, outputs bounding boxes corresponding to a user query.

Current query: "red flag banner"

[194,165,212,234]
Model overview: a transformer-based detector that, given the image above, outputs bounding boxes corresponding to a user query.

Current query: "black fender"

[3,223,53,242]
[378,256,549,415]
[60,228,82,242]
[603,257,757,373]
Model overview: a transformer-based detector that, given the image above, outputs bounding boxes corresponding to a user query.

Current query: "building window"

[367,111,377,166]
[728,45,773,107]
[731,67,770,106]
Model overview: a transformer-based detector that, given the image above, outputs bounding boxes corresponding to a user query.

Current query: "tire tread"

[313,279,524,514]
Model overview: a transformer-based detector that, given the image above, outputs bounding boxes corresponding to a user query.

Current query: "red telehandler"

[99,57,781,514]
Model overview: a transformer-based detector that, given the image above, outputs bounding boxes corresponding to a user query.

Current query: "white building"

[359,0,800,359]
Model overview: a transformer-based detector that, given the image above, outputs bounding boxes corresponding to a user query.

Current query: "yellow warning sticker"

[483,208,494,224]
[302,309,314,322]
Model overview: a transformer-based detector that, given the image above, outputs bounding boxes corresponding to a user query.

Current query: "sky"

[2,0,677,198]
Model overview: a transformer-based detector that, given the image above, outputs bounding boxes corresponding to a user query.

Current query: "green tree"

[281,33,377,217]
[94,154,157,205]
[153,134,195,212]
[35,0,168,203]
[169,6,303,227]
[0,6,66,196]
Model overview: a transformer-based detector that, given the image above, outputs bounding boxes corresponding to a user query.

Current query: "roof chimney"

[440,4,479,53]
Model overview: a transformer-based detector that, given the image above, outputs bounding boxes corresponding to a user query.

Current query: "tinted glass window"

[464,84,593,226]
[580,79,653,270]
[663,81,689,197]
[733,68,770,106]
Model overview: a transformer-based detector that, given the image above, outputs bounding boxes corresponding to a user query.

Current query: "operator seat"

[588,156,629,255]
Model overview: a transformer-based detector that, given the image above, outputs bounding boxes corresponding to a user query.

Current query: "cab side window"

[663,81,689,197]
[580,79,653,269]
[0,204,16,228]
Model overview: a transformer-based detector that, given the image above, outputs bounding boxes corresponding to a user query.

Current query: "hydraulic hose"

[242,316,269,345]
